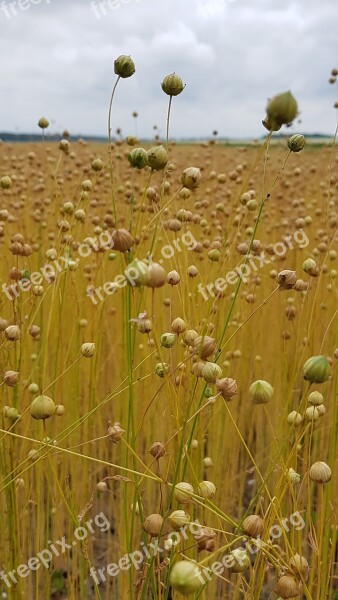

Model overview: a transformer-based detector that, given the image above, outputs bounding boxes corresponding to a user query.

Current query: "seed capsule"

[114,55,135,78]
[309,461,331,483]
[30,395,56,420]
[161,73,184,96]
[242,515,264,537]
[266,91,298,129]
[143,513,163,537]
[174,482,194,504]
[288,134,305,152]
[146,145,168,171]
[169,561,203,595]
[303,355,330,383]
[249,380,273,404]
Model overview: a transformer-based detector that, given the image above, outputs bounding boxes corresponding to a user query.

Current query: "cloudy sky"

[0,0,337,139]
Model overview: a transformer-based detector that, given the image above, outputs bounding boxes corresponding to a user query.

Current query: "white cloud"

[0,0,336,137]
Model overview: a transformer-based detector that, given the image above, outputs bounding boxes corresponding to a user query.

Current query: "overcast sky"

[0,0,337,139]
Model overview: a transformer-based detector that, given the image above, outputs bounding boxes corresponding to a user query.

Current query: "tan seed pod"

[242,515,264,537]
[143,513,163,537]
[309,461,331,483]
[275,575,301,599]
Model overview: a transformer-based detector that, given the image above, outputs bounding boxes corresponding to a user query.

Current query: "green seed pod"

[114,55,135,78]
[91,158,104,172]
[3,406,21,421]
[180,167,202,190]
[208,249,220,262]
[288,134,305,152]
[161,332,177,348]
[155,362,170,378]
[38,117,49,129]
[266,91,298,129]
[262,115,281,132]
[30,395,56,420]
[229,548,250,573]
[0,175,12,189]
[201,362,222,384]
[127,147,148,169]
[146,145,168,171]
[303,355,330,383]
[125,259,150,287]
[169,561,203,595]
[161,73,184,96]
[249,380,273,404]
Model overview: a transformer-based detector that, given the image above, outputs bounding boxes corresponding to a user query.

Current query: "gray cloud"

[0,0,337,138]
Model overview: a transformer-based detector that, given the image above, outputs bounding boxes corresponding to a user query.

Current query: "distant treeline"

[0,132,332,143]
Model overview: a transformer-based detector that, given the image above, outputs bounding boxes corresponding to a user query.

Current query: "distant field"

[0,139,337,599]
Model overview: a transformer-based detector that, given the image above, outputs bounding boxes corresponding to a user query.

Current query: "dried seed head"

[242,515,264,538]
[149,441,166,459]
[309,461,331,483]
[4,370,19,386]
[276,575,302,599]
[289,553,309,580]
[5,325,20,341]
[143,513,163,537]
[216,377,238,399]
[96,481,108,493]
[277,270,297,290]
[169,561,204,595]
[30,395,56,420]
[193,525,216,552]
[146,263,167,288]
[81,343,95,358]
[138,319,152,334]
[167,270,180,285]
[171,317,186,334]
[180,167,202,190]
[197,480,216,499]
[193,335,217,360]
[174,482,194,504]
[249,380,273,404]
[161,73,184,96]
[168,510,190,530]
[308,391,323,406]
[111,228,133,252]
[114,55,135,78]
[107,421,125,443]
[287,411,303,426]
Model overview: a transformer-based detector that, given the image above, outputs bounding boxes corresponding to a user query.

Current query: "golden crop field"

[0,71,337,600]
